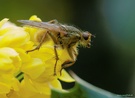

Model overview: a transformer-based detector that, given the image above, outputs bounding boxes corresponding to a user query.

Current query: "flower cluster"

[0,15,74,98]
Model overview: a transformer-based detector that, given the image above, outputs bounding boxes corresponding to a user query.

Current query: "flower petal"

[29,15,42,21]
[0,18,9,27]
[0,47,21,73]
[21,58,46,79]
[58,69,75,82]
[49,79,62,90]
[0,27,30,48]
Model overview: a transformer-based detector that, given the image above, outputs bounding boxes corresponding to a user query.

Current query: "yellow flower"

[0,19,31,49]
[0,16,75,98]
[0,47,21,96]
[0,47,21,74]
[0,18,31,97]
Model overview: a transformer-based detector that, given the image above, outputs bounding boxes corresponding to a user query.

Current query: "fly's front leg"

[26,31,49,53]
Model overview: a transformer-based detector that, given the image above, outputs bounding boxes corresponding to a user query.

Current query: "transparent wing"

[18,20,67,35]
[18,20,58,29]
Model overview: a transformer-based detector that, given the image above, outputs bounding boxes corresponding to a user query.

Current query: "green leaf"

[51,72,125,98]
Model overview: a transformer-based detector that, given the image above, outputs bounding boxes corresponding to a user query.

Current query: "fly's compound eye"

[82,32,90,40]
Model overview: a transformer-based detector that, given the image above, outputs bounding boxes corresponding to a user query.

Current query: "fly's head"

[80,31,92,48]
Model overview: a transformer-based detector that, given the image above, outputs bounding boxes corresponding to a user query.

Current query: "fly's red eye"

[82,32,90,40]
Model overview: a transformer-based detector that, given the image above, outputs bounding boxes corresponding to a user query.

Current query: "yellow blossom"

[0,19,31,49]
[0,16,75,98]
[0,18,31,97]
[0,47,21,96]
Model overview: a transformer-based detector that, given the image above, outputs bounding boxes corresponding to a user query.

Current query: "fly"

[18,19,92,76]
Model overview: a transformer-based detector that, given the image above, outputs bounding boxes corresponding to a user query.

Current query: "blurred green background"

[1,0,135,95]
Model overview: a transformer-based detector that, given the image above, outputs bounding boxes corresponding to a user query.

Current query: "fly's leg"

[53,45,59,76]
[59,48,77,75]
[47,32,60,76]
[48,19,67,32]
[26,31,48,53]
[48,19,59,24]
[60,60,75,76]
[26,29,60,76]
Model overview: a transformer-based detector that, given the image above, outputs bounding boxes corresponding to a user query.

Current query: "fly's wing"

[18,20,68,35]
[18,20,60,30]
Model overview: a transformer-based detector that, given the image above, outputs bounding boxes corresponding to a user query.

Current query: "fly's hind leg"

[26,31,48,53]
[60,60,75,76]
[60,48,77,75]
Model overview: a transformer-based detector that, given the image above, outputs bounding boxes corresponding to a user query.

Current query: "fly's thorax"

[62,25,80,33]
[63,33,81,48]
